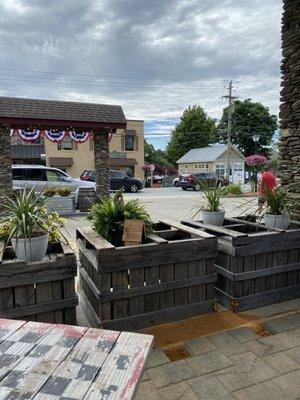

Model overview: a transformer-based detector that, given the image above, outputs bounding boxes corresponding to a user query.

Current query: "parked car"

[12,165,95,205]
[79,169,143,193]
[173,174,189,187]
[179,172,226,191]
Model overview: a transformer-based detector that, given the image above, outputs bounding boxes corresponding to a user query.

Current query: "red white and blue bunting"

[10,128,113,143]
[44,129,66,143]
[69,130,90,143]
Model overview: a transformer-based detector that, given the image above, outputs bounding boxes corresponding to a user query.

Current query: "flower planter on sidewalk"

[0,241,78,324]
[77,220,218,330]
[182,217,300,312]
[45,195,75,215]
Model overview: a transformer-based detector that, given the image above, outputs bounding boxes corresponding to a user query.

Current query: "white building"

[177,145,245,183]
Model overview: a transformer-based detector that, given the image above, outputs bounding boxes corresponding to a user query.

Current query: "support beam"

[0,127,13,210]
[94,131,110,198]
[278,0,300,221]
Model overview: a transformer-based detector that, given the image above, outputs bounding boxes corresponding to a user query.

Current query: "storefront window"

[57,136,73,150]
[125,136,135,151]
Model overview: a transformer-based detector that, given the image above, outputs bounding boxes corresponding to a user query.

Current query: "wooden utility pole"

[223,81,238,181]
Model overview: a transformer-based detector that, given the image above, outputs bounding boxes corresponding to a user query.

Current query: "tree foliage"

[218,99,278,157]
[144,140,172,167]
[166,105,219,165]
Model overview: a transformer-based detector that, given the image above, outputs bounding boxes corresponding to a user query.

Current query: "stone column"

[278,0,300,221]
[0,126,13,211]
[94,131,110,198]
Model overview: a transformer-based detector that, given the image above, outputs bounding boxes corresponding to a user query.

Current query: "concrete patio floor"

[136,298,300,399]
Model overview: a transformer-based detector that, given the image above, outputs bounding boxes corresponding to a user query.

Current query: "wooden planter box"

[0,242,78,324]
[182,218,300,312]
[77,220,217,331]
[45,195,75,215]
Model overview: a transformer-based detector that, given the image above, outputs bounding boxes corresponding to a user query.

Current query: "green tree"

[166,105,218,165]
[218,99,278,157]
[144,140,173,167]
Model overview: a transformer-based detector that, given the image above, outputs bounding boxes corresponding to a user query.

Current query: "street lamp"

[253,134,260,154]
[252,134,260,191]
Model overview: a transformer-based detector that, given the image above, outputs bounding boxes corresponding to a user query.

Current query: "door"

[110,171,126,190]
[24,168,47,194]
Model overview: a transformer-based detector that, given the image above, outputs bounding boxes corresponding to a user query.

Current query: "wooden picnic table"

[0,318,153,400]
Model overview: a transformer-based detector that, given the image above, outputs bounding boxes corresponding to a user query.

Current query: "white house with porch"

[177,145,245,183]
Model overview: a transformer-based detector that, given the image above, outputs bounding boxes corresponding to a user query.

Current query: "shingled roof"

[0,96,126,126]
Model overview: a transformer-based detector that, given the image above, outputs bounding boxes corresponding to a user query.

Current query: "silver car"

[12,165,95,205]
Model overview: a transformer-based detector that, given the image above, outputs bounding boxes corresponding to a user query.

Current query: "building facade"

[11,119,144,180]
[177,145,245,183]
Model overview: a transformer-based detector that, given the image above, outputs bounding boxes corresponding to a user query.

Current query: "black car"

[80,169,143,193]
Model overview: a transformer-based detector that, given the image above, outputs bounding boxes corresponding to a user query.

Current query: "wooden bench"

[0,318,153,400]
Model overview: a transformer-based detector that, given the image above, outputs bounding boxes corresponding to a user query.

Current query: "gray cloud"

[0,0,282,128]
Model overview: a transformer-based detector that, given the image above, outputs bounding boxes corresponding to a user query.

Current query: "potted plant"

[57,187,71,197]
[43,187,56,197]
[0,188,50,262]
[263,187,293,230]
[194,184,227,226]
[88,190,153,246]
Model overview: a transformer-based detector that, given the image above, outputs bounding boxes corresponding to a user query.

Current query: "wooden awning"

[49,157,74,166]
[109,158,138,166]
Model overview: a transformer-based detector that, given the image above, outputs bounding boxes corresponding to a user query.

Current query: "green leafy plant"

[225,183,242,196]
[193,184,227,215]
[43,187,56,197]
[41,209,66,243]
[57,187,71,197]
[264,187,293,216]
[88,190,153,246]
[0,188,48,245]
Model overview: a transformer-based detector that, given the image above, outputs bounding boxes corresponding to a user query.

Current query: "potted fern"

[88,190,153,246]
[194,184,227,226]
[263,187,293,230]
[0,188,49,262]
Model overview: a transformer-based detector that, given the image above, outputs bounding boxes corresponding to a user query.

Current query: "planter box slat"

[100,299,215,331]
[0,243,77,323]
[182,219,300,312]
[78,223,217,330]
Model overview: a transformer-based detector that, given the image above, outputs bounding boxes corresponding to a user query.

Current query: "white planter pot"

[264,214,290,230]
[11,234,49,263]
[202,210,225,226]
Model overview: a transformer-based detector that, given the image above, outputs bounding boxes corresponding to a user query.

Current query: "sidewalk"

[137,299,300,400]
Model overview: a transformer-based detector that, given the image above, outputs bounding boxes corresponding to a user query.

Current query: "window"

[194,164,198,169]
[12,168,24,180]
[185,164,188,169]
[46,169,68,182]
[110,171,125,179]
[26,169,46,181]
[57,136,73,150]
[125,136,135,151]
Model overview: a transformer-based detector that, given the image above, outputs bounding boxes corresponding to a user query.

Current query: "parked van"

[12,165,95,205]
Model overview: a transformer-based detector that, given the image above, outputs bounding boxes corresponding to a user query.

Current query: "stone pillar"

[0,126,13,210]
[278,0,300,221]
[94,131,110,198]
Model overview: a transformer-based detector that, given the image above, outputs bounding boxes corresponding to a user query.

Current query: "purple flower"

[245,155,268,167]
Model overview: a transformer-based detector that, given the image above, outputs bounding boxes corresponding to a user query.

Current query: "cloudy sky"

[0,0,282,148]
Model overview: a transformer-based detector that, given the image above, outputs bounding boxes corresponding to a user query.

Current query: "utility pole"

[222,81,238,182]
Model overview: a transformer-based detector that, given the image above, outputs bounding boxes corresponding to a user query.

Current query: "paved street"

[137,300,300,400]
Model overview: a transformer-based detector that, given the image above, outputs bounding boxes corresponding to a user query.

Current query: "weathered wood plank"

[188,260,206,304]
[112,270,129,319]
[182,219,247,238]
[0,297,78,319]
[145,266,160,312]
[159,263,174,309]
[129,267,145,316]
[101,300,215,331]
[36,282,54,323]
[77,227,115,251]
[216,285,300,312]
[242,255,255,296]
[84,331,153,400]
[95,238,217,271]
[147,234,168,244]
[255,253,267,293]
[161,219,214,238]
